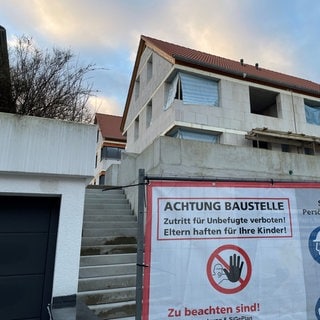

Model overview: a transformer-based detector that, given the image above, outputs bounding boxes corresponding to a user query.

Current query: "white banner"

[143,181,320,320]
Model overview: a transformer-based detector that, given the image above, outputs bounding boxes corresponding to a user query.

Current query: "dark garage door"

[0,196,60,320]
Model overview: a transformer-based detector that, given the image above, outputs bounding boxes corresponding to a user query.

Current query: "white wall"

[0,113,95,176]
[0,112,96,299]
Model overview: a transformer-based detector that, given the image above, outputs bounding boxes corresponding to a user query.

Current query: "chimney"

[0,26,15,113]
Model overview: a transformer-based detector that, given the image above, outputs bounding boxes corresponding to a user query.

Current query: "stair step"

[82,235,137,246]
[79,263,136,278]
[78,274,136,291]
[85,199,130,207]
[80,188,137,319]
[82,228,137,237]
[83,221,137,229]
[89,300,136,319]
[81,244,137,256]
[83,215,136,222]
[80,253,136,266]
[85,192,126,198]
[85,201,131,212]
[78,287,136,305]
[84,208,133,215]
[86,188,124,194]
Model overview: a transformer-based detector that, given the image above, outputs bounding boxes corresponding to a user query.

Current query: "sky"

[1,0,319,116]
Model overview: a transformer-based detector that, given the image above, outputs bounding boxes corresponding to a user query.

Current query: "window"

[164,72,219,109]
[100,146,123,160]
[146,100,152,128]
[167,127,219,143]
[250,87,278,117]
[281,144,290,153]
[304,147,315,155]
[99,174,105,185]
[96,129,100,143]
[147,55,153,82]
[135,76,140,100]
[252,140,269,150]
[246,128,320,156]
[305,99,320,125]
[134,116,139,140]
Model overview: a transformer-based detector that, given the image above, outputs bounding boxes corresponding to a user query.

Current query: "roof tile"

[142,35,320,95]
[95,113,126,142]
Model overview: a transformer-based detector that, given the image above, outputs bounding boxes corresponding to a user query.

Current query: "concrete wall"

[106,135,320,215]
[0,113,95,176]
[124,47,173,153]
[0,113,96,305]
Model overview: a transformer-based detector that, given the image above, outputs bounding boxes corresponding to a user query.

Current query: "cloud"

[2,0,319,117]
[88,95,123,117]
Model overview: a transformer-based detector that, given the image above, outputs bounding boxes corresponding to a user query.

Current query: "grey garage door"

[0,196,60,320]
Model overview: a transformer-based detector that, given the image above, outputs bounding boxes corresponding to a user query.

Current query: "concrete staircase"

[78,187,137,319]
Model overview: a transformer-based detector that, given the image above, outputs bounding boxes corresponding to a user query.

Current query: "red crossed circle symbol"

[206,244,252,294]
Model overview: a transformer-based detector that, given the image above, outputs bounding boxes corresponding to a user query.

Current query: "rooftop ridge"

[142,35,320,92]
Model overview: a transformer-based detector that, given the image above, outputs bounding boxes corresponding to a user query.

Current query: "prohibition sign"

[206,244,252,294]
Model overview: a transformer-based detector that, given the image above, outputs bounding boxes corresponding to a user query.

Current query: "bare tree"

[9,36,97,122]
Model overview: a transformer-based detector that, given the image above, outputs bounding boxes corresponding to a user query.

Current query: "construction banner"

[143,180,320,320]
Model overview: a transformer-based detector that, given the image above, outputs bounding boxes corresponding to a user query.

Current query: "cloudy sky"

[1,0,319,116]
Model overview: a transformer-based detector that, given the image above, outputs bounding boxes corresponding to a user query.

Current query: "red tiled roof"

[142,35,320,95]
[95,113,126,142]
[121,35,320,131]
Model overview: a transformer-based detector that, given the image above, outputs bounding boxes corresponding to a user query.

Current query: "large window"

[100,146,123,160]
[250,87,278,117]
[167,127,219,143]
[164,72,219,109]
[305,99,320,125]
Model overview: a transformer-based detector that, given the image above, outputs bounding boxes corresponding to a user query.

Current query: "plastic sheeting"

[172,128,218,143]
[164,72,219,109]
[180,72,219,106]
[305,104,320,125]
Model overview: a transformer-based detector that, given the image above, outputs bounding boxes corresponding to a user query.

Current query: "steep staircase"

[78,187,137,319]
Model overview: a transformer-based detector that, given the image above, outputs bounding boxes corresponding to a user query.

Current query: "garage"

[0,196,60,320]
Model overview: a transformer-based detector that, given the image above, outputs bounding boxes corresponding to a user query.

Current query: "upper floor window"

[147,55,153,82]
[100,146,123,160]
[96,129,100,143]
[134,116,140,140]
[135,76,140,100]
[246,128,320,156]
[164,72,219,109]
[167,127,219,143]
[99,173,105,185]
[250,87,278,117]
[146,100,152,128]
[305,99,320,125]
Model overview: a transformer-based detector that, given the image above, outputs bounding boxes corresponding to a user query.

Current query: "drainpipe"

[0,25,15,113]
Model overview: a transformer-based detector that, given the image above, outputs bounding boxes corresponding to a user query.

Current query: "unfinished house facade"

[93,113,126,185]
[107,35,320,207]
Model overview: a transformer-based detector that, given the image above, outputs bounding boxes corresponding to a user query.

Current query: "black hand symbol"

[223,254,244,283]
